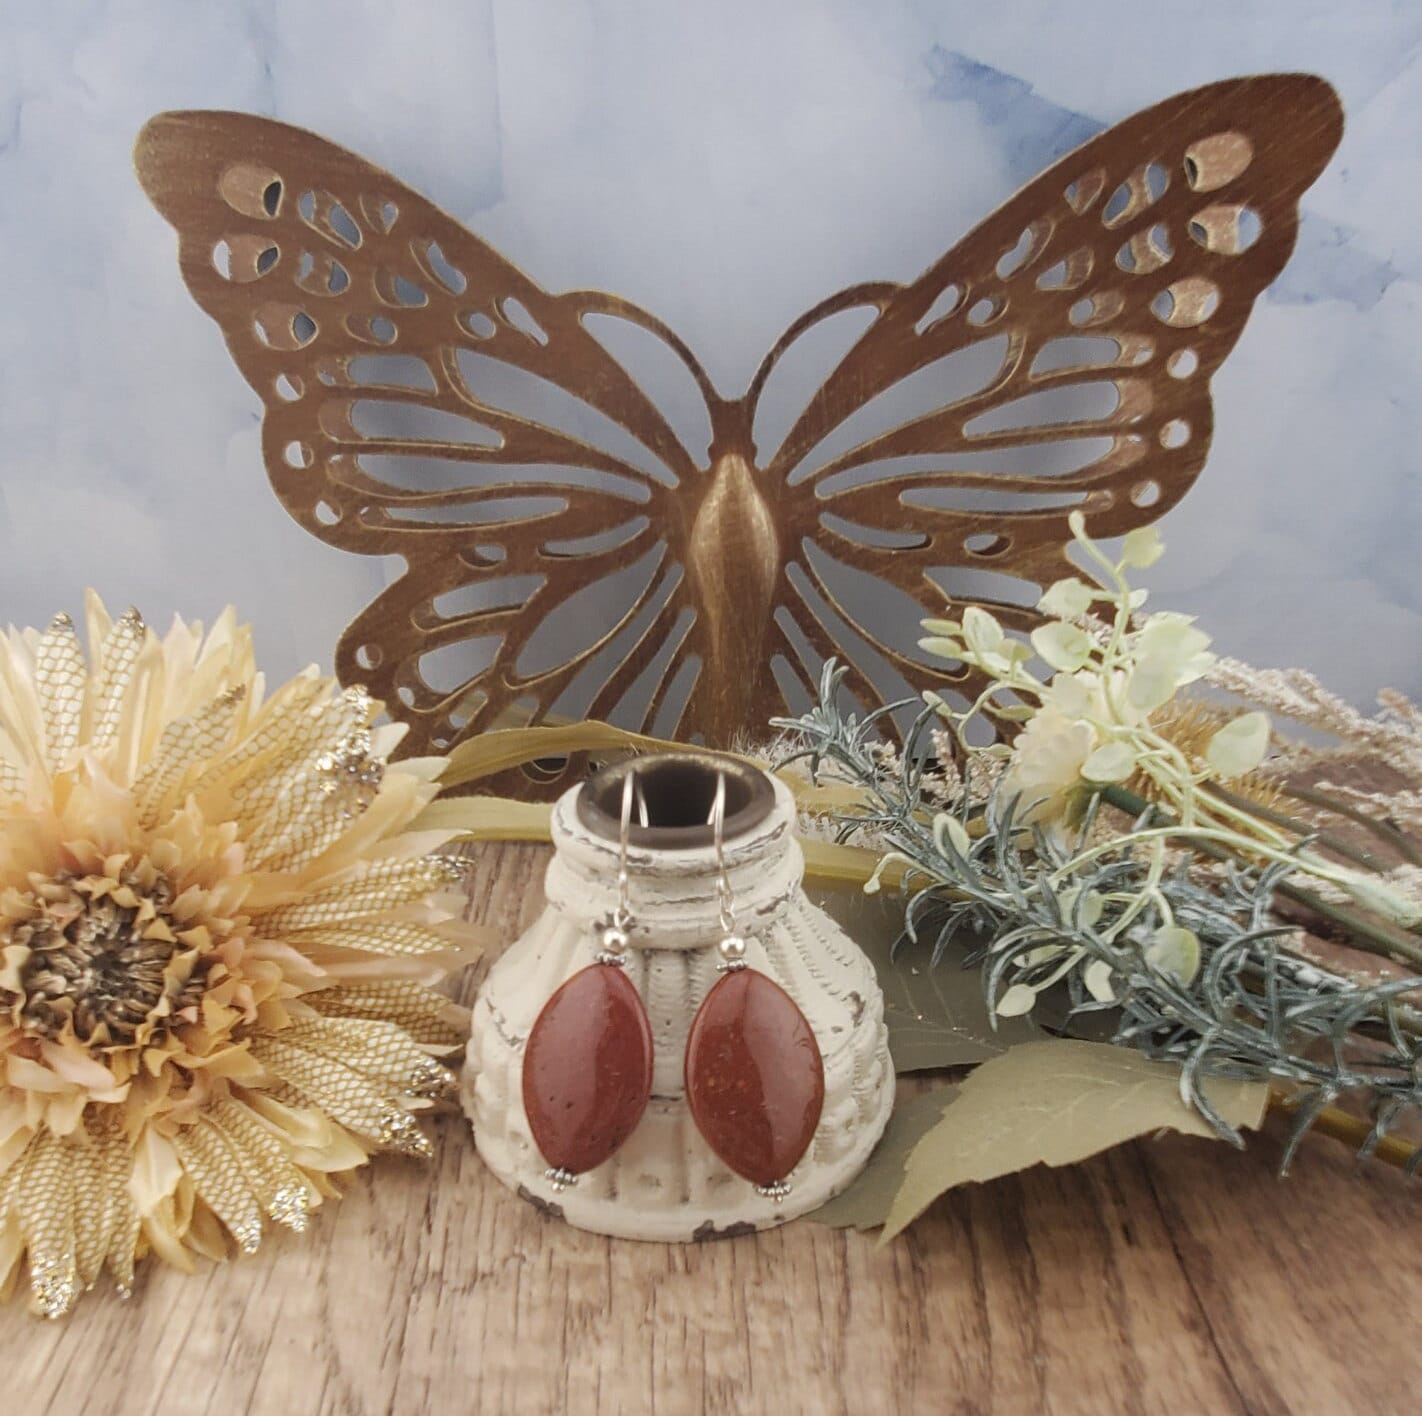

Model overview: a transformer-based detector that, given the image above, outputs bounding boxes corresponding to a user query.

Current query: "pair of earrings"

[521,769,825,1200]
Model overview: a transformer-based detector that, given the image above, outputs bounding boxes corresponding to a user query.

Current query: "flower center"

[8,871,206,1045]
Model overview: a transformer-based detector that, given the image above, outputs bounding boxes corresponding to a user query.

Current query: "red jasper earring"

[684,773,825,1200]
[522,769,654,1192]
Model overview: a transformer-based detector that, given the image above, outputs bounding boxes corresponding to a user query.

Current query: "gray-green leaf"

[807,886,1040,1069]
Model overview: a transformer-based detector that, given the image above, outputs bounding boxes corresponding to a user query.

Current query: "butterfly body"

[685,448,782,741]
[135,77,1342,771]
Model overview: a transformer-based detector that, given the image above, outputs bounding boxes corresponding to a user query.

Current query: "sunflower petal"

[33,614,87,771]
[248,1035,433,1157]
[16,1134,79,1319]
[131,686,246,828]
[302,981,467,1048]
[174,1120,265,1256]
[285,922,463,958]
[88,609,149,754]
[68,1132,110,1290]
[208,1100,316,1234]
[254,858,467,933]
[283,1015,454,1099]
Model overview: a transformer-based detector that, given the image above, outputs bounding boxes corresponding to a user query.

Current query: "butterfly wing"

[751,74,1343,714]
[136,78,1344,765]
[136,111,719,760]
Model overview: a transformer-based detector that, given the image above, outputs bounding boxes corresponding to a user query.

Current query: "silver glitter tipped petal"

[315,727,387,821]
[31,1256,80,1320]
[433,855,471,885]
[379,1110,433,1157]
[407,1056,455,1099]
[341,684,374,714]
[268,1184,311,1234]
[231,1217,263,1256]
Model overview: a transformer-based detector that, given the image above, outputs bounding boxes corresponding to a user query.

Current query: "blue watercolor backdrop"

[0,1,1417,705]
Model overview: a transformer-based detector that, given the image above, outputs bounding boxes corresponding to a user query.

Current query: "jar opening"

[575,753,775,849]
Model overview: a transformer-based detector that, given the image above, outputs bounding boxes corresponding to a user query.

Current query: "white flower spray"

[907,513,1420,1014]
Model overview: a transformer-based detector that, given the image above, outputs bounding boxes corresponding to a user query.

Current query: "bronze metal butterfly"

[134,74,1342,764]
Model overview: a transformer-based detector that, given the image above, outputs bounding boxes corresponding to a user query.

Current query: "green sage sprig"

[777,661,1422,1168]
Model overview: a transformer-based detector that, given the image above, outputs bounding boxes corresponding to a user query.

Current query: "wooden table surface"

[5,842,1420,1416]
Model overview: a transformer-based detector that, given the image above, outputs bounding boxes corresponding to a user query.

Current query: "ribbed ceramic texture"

[463,774,893,1240]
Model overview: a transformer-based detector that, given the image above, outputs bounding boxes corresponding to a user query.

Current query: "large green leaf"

[881,1039,1270,1239]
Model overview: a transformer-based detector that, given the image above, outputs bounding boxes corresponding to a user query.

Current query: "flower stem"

[1268,1089,1419,1173]
[1208,782,1385,873]
[1276,782,1422,867]
[1275,879,1422,968]
[1100,784,1422,969]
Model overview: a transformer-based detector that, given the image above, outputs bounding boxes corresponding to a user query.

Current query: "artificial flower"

[999,706,1095,830]
[998,670,1151,830]
[918,514,1268,831]
[0,595,475,1317]
[908,514,1422,1018]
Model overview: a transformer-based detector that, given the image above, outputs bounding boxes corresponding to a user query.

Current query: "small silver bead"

[718,934,747,963]
[600,925,629,956]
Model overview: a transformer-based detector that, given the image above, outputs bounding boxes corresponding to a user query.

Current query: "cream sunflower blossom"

[0,595,477,1317]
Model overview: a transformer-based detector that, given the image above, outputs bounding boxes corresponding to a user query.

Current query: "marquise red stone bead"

[522,963,654,1177]
[683,968,825,1188]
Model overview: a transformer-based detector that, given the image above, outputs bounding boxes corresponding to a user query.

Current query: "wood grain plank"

[3,843,1420,1416]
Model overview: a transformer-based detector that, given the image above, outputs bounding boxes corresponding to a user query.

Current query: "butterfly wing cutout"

[135,75,1342,768]
[136,110,725,760]
[745,73,1342,722]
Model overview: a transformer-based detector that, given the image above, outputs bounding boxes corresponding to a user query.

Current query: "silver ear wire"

[597,768,638,965]
[534,763,656,1194]
[709,771,747,971]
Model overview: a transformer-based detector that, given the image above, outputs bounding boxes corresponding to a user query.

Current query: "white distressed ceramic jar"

[463,753,893,1240]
